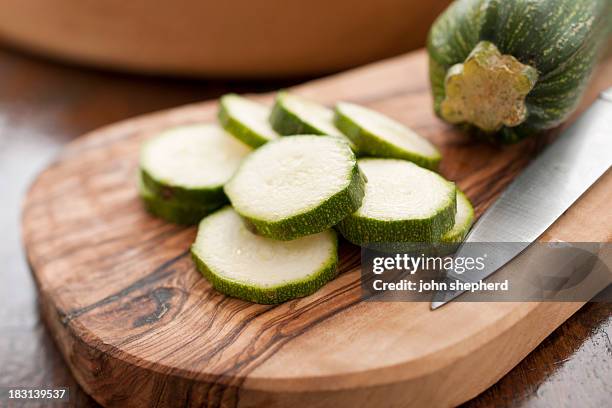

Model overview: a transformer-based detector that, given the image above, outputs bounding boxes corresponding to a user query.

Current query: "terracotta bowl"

[0,0,449,78]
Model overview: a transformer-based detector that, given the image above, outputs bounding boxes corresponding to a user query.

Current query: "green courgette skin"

[441,189,474,243]
[235,164,367,241]
[428,0,611,143]
[191,229,339,304]
[333,107,441,170]
[270,92,360,153]
[269,104,319,136]
[142,195,219,225]
[337,186,457,252]
[140,169,228,208]
[139,178,221,225]
[269,92,327,136]
[218,95,272,148]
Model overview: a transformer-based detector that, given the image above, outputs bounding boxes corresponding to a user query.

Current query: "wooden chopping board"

[22,49,612,408]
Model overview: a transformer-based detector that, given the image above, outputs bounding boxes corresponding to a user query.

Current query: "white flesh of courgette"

[338,158,456,246]
[219,94,279,147]
[279,93,342,136]
[357,159,451,219]
[335,102,441,168]
[191,207,338,304]
[224,135,364,240]
[141,124,251,190]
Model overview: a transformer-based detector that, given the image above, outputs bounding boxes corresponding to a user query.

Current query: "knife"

[431,88,612,310]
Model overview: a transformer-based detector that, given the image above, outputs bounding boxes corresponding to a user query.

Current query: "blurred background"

[0,0,449,78]
[0,1,610,406]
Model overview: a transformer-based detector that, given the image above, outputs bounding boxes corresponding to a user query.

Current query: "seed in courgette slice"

[334,102,441,170]
[269,91,358,153]
[139,176,221,225]
[218,94,280,148]
[191,206,338,304]
[224,135,365,241]
[140,124,251,205]
[441,189,474,243]
[337,158,456,251]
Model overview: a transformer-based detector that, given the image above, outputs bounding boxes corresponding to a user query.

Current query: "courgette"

[334,102,441,169]
[441,189,474,243]
[140,124,251,205]
[139,176,220,225]
[270,91,342,136]
[218,94,280,148]
[224,135,365,241]
[428,0,611,143]
[269,91,358,152]
[337,158,456,250]
[191,206,338,304]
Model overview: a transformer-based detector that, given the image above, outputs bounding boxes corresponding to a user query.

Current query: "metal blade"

[431,89,612,310]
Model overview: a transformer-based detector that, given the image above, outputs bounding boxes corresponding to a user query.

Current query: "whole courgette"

[427,0,611,143]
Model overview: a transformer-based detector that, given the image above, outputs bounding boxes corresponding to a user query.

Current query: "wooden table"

[0,45,610,407]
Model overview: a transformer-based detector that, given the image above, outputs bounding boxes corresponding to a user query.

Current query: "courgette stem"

[440,41,538,133]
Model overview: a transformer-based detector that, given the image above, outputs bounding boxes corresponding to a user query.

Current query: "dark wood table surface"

[0,45,610,408]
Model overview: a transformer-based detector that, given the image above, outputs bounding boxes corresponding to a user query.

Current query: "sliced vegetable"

[139,176,219,225]
[441,189,474,243]
[218,94,279,147]
[269,91,342,136]
[428,0,611,143]
[191,206,338,304]
[224,135,365,240]
[140,124,251,205]
[338,158,456,250]
[334,102,441,169]
[269,91,358,152]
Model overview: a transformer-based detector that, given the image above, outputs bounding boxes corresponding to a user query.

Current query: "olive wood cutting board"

[22,49,612,408]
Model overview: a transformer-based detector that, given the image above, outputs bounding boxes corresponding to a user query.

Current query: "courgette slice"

[224,135,365,241]
[334,102,441,169]
[139,176,220,225]
[140,124,251,205]
[441,189,474,243]
[338,158,456,250]
[218,94,279,148]
[191,206,338,304]
[270,91,341,136]
[269,92,358,152]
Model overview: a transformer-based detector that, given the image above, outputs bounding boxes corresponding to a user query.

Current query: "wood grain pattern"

[0,44,299,408]
[22,49,612,407]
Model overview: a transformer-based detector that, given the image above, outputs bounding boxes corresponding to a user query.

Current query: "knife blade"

[431,88,612,310]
